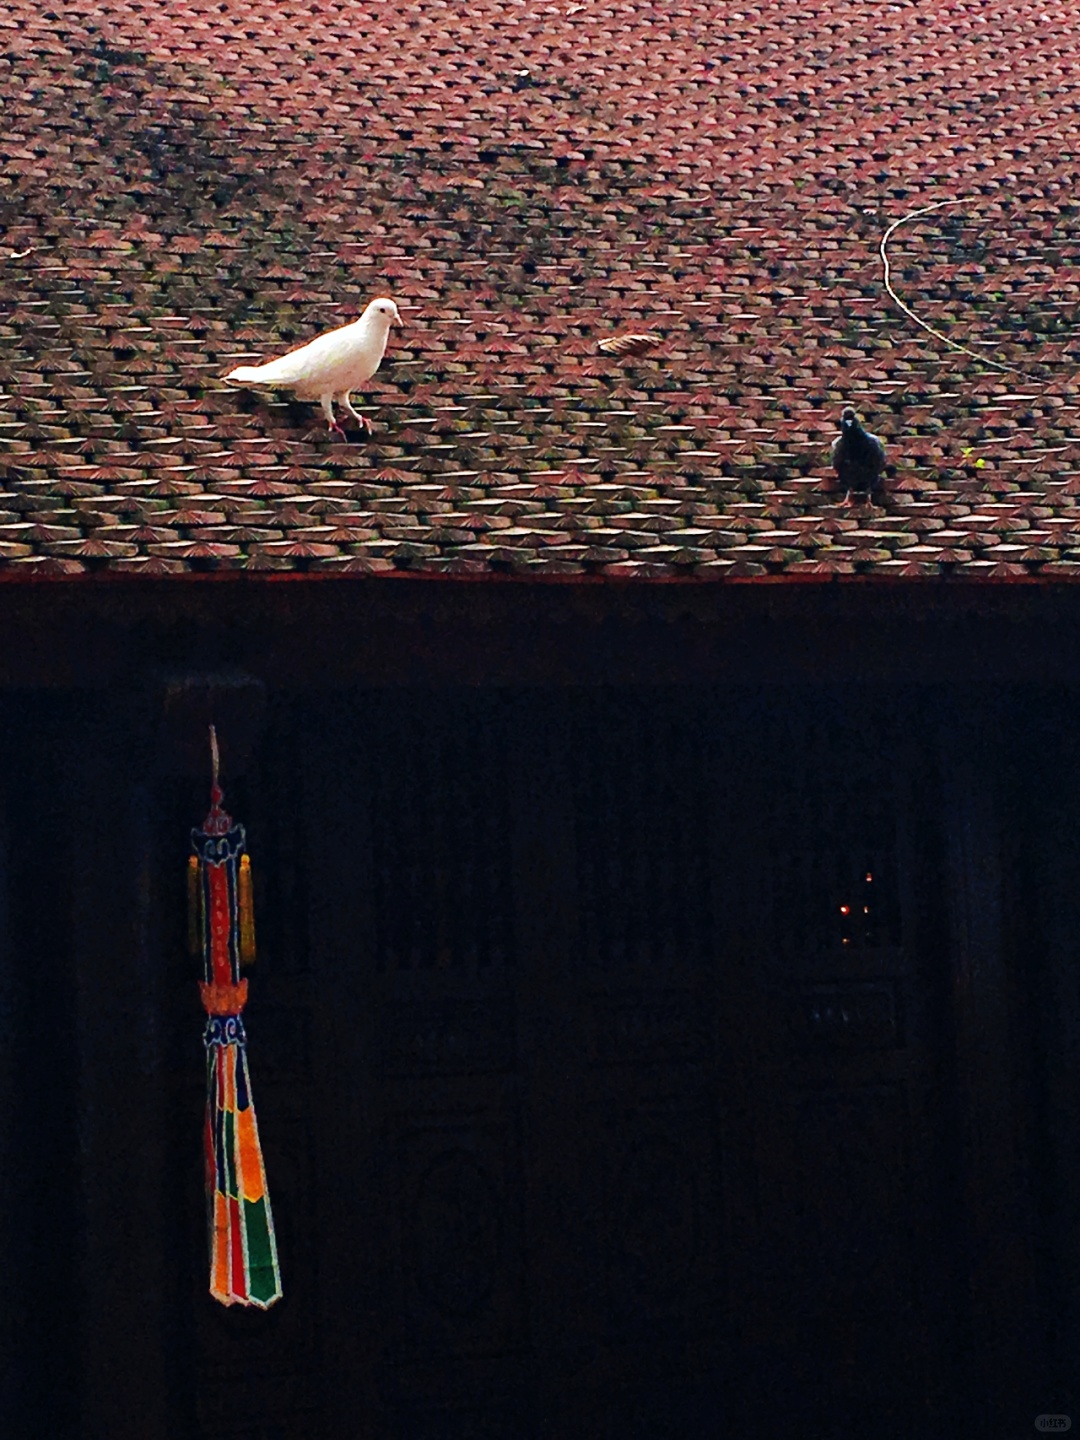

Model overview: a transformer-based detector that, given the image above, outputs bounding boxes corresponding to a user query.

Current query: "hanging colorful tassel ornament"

[189,726,282,1309]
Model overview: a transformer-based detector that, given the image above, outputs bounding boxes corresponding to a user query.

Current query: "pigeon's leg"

[339,392,373,433]
[320,392,348,440]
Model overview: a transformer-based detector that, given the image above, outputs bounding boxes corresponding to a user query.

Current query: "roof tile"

[2,0,1079,580]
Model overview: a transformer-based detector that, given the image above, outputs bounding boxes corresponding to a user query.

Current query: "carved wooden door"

[295,688,734,1438]
[304,690,530,1439]
[178,685,960,1439]
[516,689,730,1437]
[715,689,960,1437]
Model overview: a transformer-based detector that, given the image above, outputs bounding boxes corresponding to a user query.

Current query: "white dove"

[224,296,403,437]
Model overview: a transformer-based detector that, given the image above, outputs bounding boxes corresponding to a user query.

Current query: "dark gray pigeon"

[831,406,886,502]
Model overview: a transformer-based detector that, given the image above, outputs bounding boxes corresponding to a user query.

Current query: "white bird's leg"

[339,392,372,433]
[320,392,347,439]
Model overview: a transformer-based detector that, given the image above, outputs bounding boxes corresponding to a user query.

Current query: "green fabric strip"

[244,1197,280,1303]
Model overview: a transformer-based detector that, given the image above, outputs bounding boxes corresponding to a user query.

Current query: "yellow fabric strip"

[238,853,256,966]
[187,856,201,960]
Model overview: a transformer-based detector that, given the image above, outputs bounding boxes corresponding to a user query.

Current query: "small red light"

[840,904,850,915]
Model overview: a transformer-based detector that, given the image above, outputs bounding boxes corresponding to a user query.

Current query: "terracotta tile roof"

[2,0,1080,580]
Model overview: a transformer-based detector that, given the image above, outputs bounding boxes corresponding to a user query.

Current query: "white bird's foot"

[339,393,363,423]
[338,393,372,432]
[327,418,348,440]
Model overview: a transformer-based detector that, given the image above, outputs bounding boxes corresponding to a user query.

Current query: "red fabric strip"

[207,863,234,985]
[229,1196,247,1301]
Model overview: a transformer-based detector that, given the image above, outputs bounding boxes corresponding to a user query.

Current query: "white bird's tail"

[224,358,298,387]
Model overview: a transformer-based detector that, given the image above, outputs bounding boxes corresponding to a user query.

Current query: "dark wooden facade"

[1,579,1078,1440]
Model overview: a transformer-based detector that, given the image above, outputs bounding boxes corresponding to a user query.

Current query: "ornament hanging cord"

[879,198,1018,375]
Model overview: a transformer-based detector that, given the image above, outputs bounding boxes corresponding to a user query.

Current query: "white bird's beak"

[392,311,403,327]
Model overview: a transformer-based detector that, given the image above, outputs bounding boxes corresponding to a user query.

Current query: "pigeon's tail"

[224,349,315,385]
[224,359,298,387]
